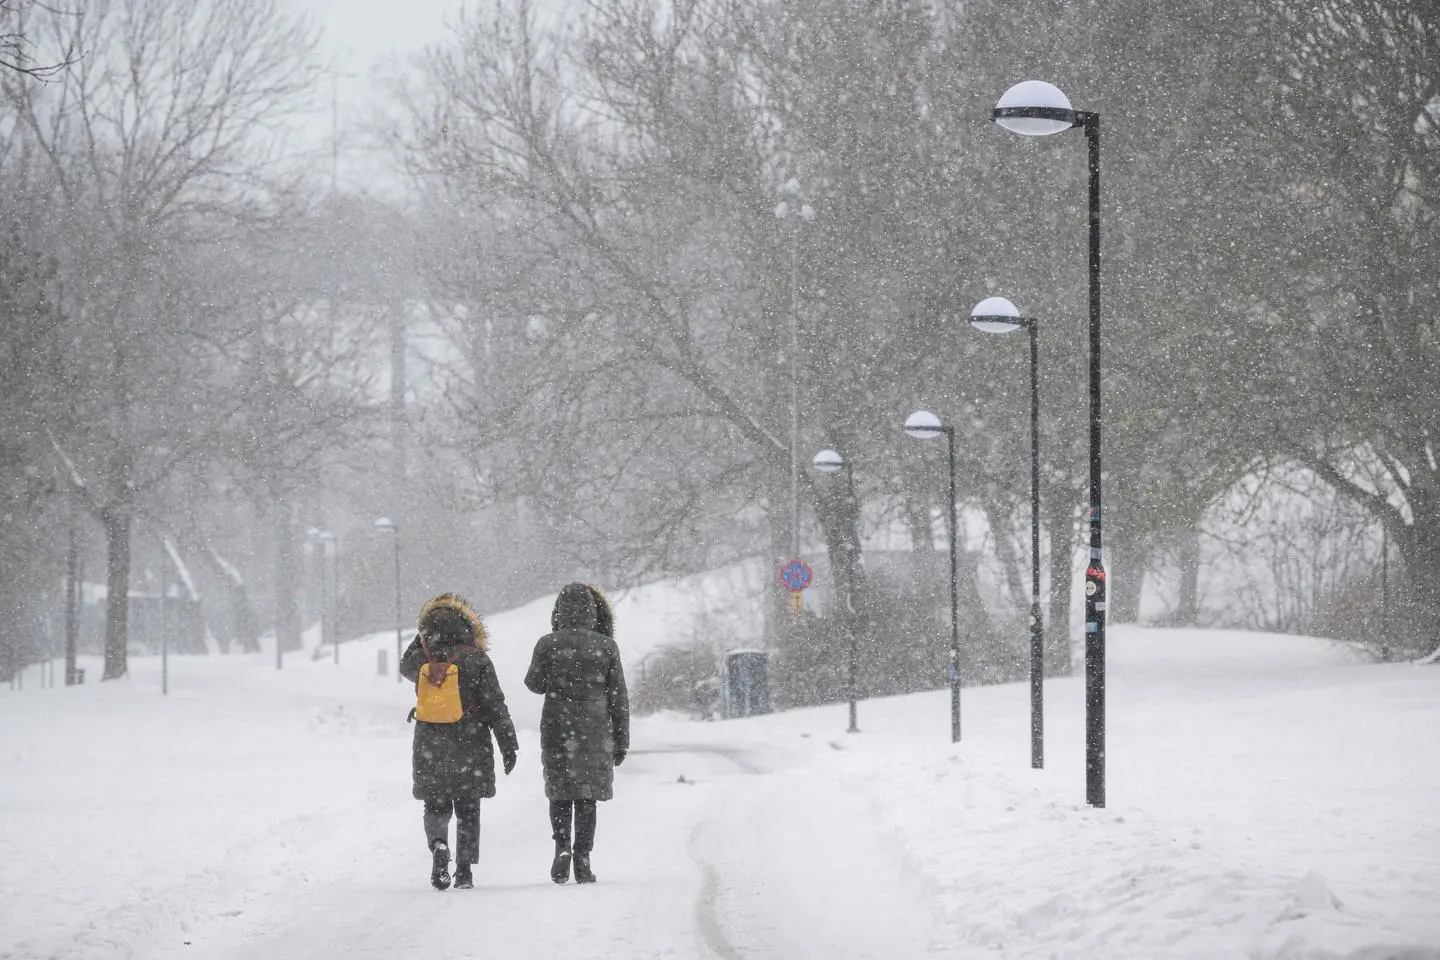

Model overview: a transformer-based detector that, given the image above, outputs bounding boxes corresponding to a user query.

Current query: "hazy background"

[0,0,1433,708]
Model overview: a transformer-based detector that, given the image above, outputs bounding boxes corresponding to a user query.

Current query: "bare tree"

[2,0,319,679]
[396,0,795,585]
[0,0,79,80]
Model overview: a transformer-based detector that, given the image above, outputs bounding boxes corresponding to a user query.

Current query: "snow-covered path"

[4,620,1440,960]
[125,736,963,960]
[140,742,736,960]
[0,644,966,960]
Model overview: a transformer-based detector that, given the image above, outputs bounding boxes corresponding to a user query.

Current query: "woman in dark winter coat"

[524,583,630,884]
[400,593,519,891]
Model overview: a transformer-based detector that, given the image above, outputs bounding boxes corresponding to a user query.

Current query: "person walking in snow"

[525,583,630,884]
[400,593,519,891]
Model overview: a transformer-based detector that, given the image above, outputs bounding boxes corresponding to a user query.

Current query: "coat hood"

[417,593,487,651]
[588,585,615,640]
[551,582,598,632]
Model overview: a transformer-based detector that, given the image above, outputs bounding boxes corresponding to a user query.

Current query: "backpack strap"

[418,633,451,688]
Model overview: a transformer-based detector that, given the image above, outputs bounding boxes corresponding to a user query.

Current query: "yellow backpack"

[415,661,464,723]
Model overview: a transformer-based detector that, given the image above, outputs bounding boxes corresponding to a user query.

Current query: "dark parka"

[400,594,519,801]
[525,584,630,801]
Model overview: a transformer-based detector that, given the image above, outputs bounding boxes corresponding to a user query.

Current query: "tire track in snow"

[695,859,744,960]
[663,744,767,960]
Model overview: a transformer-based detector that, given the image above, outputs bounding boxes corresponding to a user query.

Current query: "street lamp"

[775,181,816,576]
[811,448,860,734]
[374,517,403,682]
[993,80,1107,807]
[903,411,961,743]
[970,296,1046,769]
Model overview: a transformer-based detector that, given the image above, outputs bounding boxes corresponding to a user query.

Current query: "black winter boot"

[430,841,452,891]
[573,852,596,884]
[453,862,473,890]
[550,841,572,885]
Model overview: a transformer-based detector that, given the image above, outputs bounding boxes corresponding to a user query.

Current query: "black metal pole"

[394,532,403,682]
[275,516,286,672]
[332,541,340,666]
[1081,113,1106,809]
[946,427,961,743]
[276,569,284,670]
[65,524,79,686]
[1029,323,1045,770]
[160,538,169,698]
[318,543,329,662]
[843,462,860,734]
[847,628,859,732]
[1380,523,1390,662]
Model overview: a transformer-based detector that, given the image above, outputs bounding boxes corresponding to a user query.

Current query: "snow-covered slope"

[2,578,1437,960]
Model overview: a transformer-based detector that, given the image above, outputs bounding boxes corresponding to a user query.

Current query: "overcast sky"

[296,0,455,70]
[287,0,580,192]
[282,0,456,191]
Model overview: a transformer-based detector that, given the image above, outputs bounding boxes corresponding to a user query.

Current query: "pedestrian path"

[139,732,934,960]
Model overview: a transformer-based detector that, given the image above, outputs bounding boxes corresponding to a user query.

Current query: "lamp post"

[775,181,816,573]
[904,411,961,743]
[65,523,79,685]
[374,517,403,681]
[159,537,169,698]
[993,80,1107,806]
[811,448,861,734]
[305,526,321,662]
[1380,522,1390,662]
[970,297,1045,769]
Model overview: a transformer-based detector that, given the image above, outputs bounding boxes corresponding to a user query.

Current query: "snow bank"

[1249,872,1440,960]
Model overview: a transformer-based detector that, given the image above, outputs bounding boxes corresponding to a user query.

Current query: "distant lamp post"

[811,448,861,734]
[994,79,1108,808]
[775,181,816,573]
[970,296,1046,769]
[374,517,403,682]
[903,411,961,743]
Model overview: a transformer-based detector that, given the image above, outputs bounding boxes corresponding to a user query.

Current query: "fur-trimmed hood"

[417,593,487,651]
[588,585,615,640]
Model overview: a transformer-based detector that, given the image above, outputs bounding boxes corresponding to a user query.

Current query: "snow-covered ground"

[3,587,1439,960]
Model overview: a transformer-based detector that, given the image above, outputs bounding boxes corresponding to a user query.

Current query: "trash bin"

[724,649,771,718]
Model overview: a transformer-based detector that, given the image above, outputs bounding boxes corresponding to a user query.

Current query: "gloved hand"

[502,750,517,775]
[613,748,627,767]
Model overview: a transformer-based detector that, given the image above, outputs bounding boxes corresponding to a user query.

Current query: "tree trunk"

[389,308,409,475]
[1044,488,1078,677]
[101,508,132,680]
[1176,521,1202,626]
[275,499,302,653]
[957,546,1005,683]
[984,495,1029,613]
[812,453,866,704]
[1397,490,1440,659]
[1108,537,1146,624]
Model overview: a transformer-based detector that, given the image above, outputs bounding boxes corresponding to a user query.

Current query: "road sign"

[779,559,813,593]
